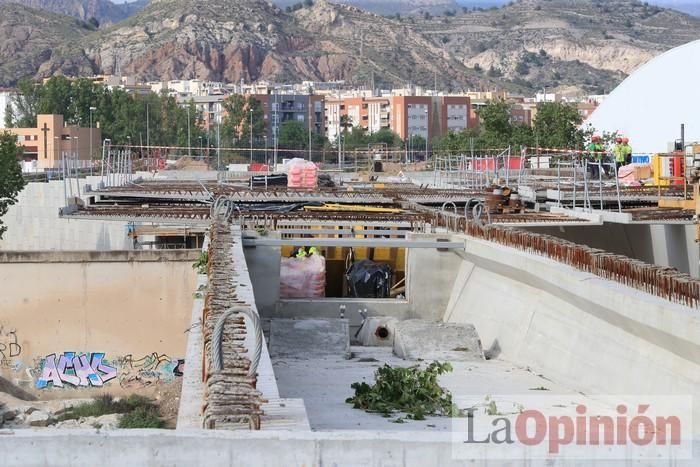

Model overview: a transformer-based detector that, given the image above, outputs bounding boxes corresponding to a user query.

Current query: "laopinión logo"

[451,394,692,460]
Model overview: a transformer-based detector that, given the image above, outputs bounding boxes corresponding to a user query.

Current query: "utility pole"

[216,105,221,171]
[146,102,150,153]
[89,106,96,176]
[308,96,312,161]
[249,108,253,165]
[187,104,191,156]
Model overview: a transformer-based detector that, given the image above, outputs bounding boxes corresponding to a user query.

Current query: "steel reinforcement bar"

[201,219,265,430]
[432,211,700,308]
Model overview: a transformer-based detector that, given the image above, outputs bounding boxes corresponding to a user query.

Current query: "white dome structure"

[585,40,700,154]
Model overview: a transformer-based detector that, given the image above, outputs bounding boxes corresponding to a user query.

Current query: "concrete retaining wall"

[526,223,700,278]
[0,178,130,251]
[0,429,698,466]
[0,250,198,397]
[244,232,462,325]
[444,234,700,432]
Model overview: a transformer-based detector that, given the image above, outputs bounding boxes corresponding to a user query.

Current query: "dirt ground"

[154,378,183,428]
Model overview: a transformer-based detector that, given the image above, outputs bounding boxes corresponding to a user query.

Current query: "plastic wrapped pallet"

[280,254,326,298]
[345,260,393,298]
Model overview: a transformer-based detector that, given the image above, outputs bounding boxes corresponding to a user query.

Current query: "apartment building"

[0,114,101,170]
[254,93,325,143]
[324,96,391,142]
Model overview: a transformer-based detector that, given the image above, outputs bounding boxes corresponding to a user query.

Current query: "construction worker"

[622,137,633,165]
[587,136,603,179]
[613,137,626,173]
[292,247,307,258]
[308,247,320,256]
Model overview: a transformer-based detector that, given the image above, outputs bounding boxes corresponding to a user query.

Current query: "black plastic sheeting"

[345,260,393,298]
[250,173,288,187]
[248,173,335,188]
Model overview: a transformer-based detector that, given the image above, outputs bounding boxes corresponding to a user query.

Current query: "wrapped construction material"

[618,164,652,187]
[346,260,393,298]
[285,158,318,189]
[280,254,326,298]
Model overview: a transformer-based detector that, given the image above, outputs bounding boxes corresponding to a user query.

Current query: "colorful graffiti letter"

[36,352,118,389]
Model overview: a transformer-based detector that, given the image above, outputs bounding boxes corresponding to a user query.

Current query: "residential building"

[0,114,101,170]
[324,96,391,142]
[510,106,533,127]
[253,93,325,145]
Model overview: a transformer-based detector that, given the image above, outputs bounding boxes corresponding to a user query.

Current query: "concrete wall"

[443,234,700,433]
[0,250,198,397]
[243,232,463,326]
[526,223,700,278]
[1,429,698,466]
[0,178,130,251]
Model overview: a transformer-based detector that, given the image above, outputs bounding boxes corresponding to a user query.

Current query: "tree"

[278,120,307,150]
[368,128,401,147]
[221,94,265,147]
[478,99,512,147]
[4,103,14,128]
[0,132,26,239]
[533,102,584,149]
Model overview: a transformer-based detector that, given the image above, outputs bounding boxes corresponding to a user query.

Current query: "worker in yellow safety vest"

[587,135,604,179]
[612,137,626,173]
[308,247,320,256]
[294,247,307,258]
[621,137,633,165]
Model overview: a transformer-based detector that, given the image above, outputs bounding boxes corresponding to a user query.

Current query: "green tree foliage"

[221,94,265,148]
[0,132,26,239]
[532,102,584,149]
[433,100,589,154]
[278,120,307,150]
[10,77,206,147]
[3,104,14,128]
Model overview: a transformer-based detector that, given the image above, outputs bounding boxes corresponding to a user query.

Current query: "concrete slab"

[393,320,484,361]
[355,317,398,347]
[260,398,310,431]
[272,346,606,432]
[269,319,351,359]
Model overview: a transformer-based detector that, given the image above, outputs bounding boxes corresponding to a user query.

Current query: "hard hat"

[622,137,629,143]
[592,135,600,141]
[615,137,623,143]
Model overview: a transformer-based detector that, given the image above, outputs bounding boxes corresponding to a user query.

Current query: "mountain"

[276,0,459,15]
[414,0,700,94]
[0,0,149,26]
[61,0,497,90]
[0,3,94,84]
[1,0,700,95]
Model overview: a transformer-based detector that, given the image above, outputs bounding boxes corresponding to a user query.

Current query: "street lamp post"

[424,108,429,162]
[89,106,96,176]
[249,109,253,166]
[187,104,191,157]
[198,136,203,160]
[216,106,221,172]
[72,136,79,196]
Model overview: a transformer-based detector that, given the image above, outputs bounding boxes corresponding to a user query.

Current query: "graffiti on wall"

[117,353,182,389]
[0,325,22,370]
[34,351,185,390]
[35,352,118,389]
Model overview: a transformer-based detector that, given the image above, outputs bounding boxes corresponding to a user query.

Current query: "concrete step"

[269,318,350,359]
[393,319,484,361]
[260,398,311,431]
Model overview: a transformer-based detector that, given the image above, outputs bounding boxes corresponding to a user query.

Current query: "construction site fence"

[431,210,699,308]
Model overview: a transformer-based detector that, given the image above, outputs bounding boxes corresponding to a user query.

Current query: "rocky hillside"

[0,0,148,26]
[40,0,501,90]
[277,0,460,15]
[1,0,700,94]
[414,0,700,94]
[0,4,93,84]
